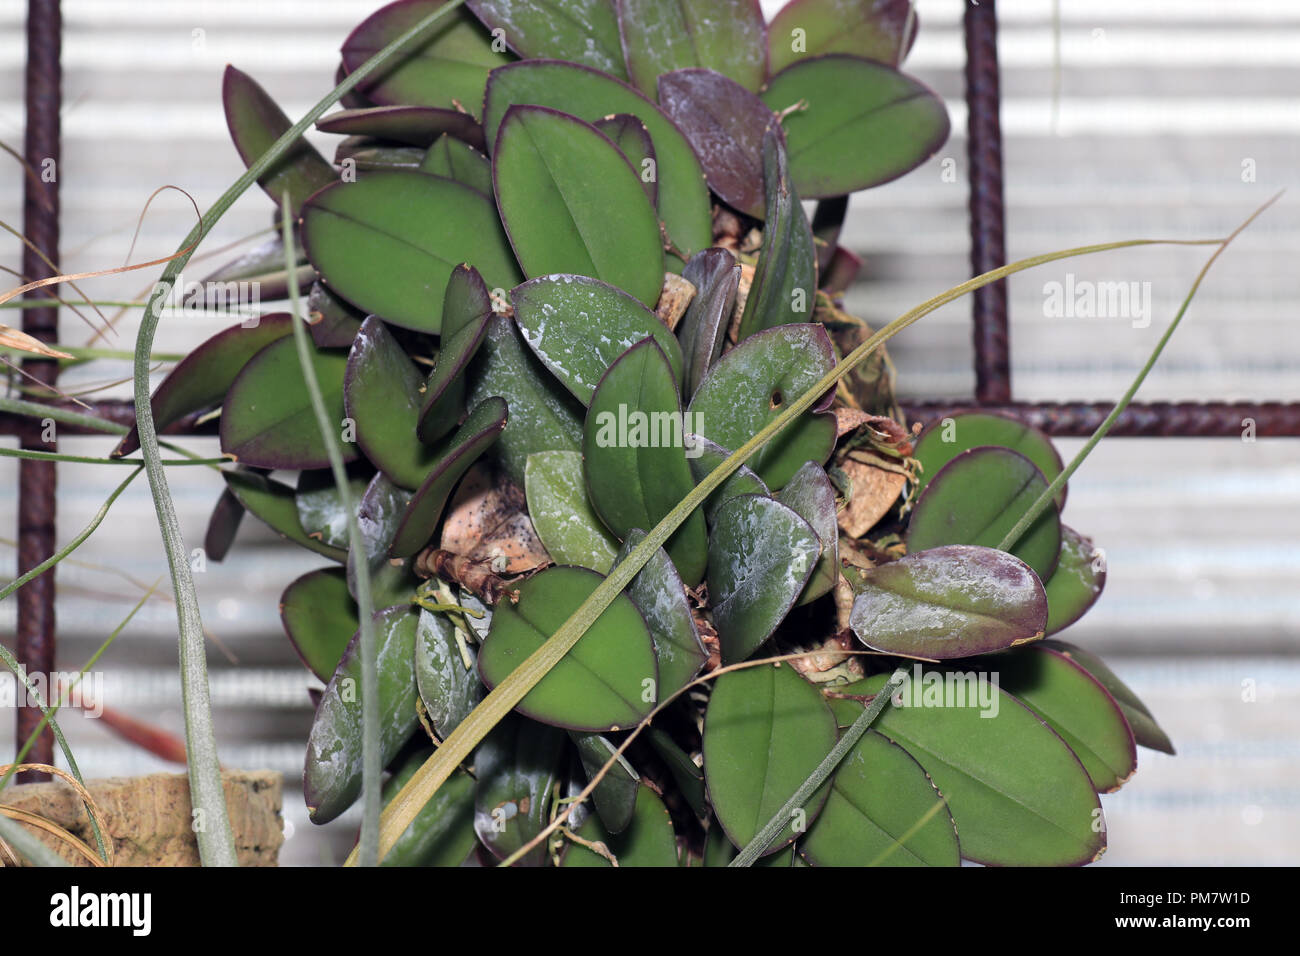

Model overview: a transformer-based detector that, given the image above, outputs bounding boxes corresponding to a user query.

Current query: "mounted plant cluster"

[122,0,1174,866]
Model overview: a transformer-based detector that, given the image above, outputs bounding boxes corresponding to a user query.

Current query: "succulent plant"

[136,0,1173,866]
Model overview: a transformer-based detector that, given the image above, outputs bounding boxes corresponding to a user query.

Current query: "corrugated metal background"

[1,0,1297,865]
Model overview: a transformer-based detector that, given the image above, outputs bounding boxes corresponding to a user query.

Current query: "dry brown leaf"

[837,456,905,538]
[0,324,73,359]
[439,463,551,573]
[655,272,696,332]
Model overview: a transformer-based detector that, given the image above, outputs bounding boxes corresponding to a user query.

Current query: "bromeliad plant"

[130,0,1175,866]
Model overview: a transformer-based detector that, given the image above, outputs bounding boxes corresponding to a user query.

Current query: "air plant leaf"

[767,0,919,73]
[483,60,714,259]
[511,274,684,405]
[524,450,620,573]
[560,785,678,866]
[418,264,495,444]
[221,469,347,562]
[1043,640,1175,755]
[468,0,627,78]
[1043,526,1106,635]
[592,113,658,204]
[295,469,371,551]
[760,54,950,199]
[906,446,1063,581]
[280,567,358,681]
[775,460,839,604]
[570,730,641,834]
[850,544,1048,659]
[380,753,477,867]
[703,663,837,855]
[617,0,767,94]
[473,715,566,865]
[300,169,522,333]
[419,133,494,195]
[912,409,1067,508]
[414,608,483,739]
[115,312,293,456]
[477,566,658,732]
[686,435,770,525]
[582,339,708,585]
[686,323,837,490]
[493,105,665,307]
[307,281,365,349]
[676,248,739,398]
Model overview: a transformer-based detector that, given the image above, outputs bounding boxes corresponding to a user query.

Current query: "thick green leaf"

[477,566,657,732]
[417,264,494,444]
[473,715,566,865]
[768,0,918,72]
[561,785,678,866]
[305,605,422,823]
[737,129,817,339]
[570,731,640,834]
[851,669,1106,866]
[703,664,837,854]
[686,435,770,526]
[307,281,365,349]
[280,567,358,681]
[334,137,425,171]
[525,450,619,573]
[419,133,494,195]
[389,397,508,557]
[202,487,245,562]
[222,66,335,215]
[511,274,683,405]
[301,170,521,333]
[115,313,293,457]
[593,114,657,204]
[583,339,708,585]
[997,646,1137,793]
[341,0,512,117]
[317,105,486,151]
[1043,526,1106,636]
[687,324,837,490]
[614,529,708,698]
[468,0,627,78]
[676,248,739,399]
[348,471,418,608]
[466,313,584,486]
[414,607,483,739]
[647,728,707,818]
[801,730,959,867]
[776,461,838,604]
[1044,640,1176,755]
[703,820,736,866]
[708,495,820,663]
[912,409,1067,508]
[483,60,713,258]
[381,753,477,867]
[222,469,346,561]
[493,105,664,307]
[906,446,1062,581]
[295,469,371,551]
[617,0,767,94]
[850,544,1048,659]
[760,55,950,199]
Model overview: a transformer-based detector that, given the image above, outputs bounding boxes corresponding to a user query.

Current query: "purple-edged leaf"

[811,195,848,274]
[768,0,919,73]
[115,313,293,457]
[468,0,626,78]
[222,65,335,215]
[686,435,770,526]
[306,281,365,349]
[340,0,512,117]
[511,274,683,405]
[335,61,374,110]
[708,494,820,663]
[389,397,508,557]
[344,316,439,489]
[334,137,425,171]
[617,0,767,95]
[493,105,664,308]
[657,69,776,218]
[418,264,494,444]
[348,472,418,609]
[202,486,245,563]
[1043,640,1176,755]
[761,55,950,199]
[419,133,493,195]
[220,335,358,470]
[317,105,486,151]
[301,169,521,333]
[221,469,346,562]
[687,324,836,490]
[676,248,739,398]
[473,715,565,865]
[912,408,1067,508]
[280,567,358,681]
[592,113,657,204]
[849,544,1048,659]
[1044,525,1106,636]
[295,469,371,551]
[776,461,838,604]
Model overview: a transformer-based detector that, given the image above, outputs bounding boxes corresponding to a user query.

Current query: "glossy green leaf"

[483,60,714,258]
[511,274,683,405]
[687,324,837,490]
[477,566,657,732]
[1044,640,1175,755]
[906,446,1062,581]
[561,785,678,866]
[760,55,950,199]
[850,544,1048,659]
[341,0,512,117]
[493,106,664,307]
[524,450,619,573]
[614,529,708,698]
[380,752,477,867]
[468,0,626,78]
[334,137,425,170]
[686,435,770,525]
[570,731,640,834]
[317,105,485,151]
[301,170,521,333]
[648,728,707,818]
[389,397,508,557]
[419,133,493,195]
[115,313,293,457]
[776,461,838,604]
[222,469,346,561]
[708,495,820,663]
[593,114,657,204]
[414,607,483,739]
[912,410,1067,508]
[677,248,739,399]
[305,605,422,823]
[1043,526,1106,635]
[851,668,1106,866]
[221,66,335,215]
[473,715,566,865]
[617,0,767,94]
[348,471,418,608]
[703,664,837,854]
[417,265,493,445]
[996,646,1137,793]
[768,0,918,72]
[583,339,708,585]
[295,469,371,551]
[736,129,817,339]
[307,281,365,349]
[801,730,958,867]
[465,313,584,486]
[280,567,358,681]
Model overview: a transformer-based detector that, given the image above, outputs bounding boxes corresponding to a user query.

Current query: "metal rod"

[903,401,1300,438]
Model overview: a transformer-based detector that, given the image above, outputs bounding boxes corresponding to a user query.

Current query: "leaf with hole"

[280,567,358,681]
[473,715,566,865]
[414,607,483,739]
[676,248,739,399]
[768,0,918,73]
[561,785,678,866]
[1044,640,1175,755]
[617,0,767,94]
[912,409,1067,508]
[776,461,839,605]
[525,450,619,573]
[468,0,627,78]
[222,469,346,562]
[1042,526,1106,636]
[317,105,485,150]
[570,731,640,834]
[419,134,494,195]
